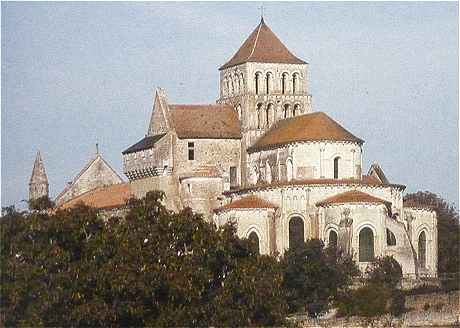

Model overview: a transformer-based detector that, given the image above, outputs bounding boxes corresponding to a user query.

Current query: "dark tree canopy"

[1,191,287,327]
[404,191,460,274]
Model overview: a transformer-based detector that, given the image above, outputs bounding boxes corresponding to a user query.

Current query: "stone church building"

[30,18,437,279]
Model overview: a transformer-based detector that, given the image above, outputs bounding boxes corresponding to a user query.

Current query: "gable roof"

[55,154,124,204]
[248,112,364,152]
[169,104,241,139]
[316,190,391,207]
[59,183,132,210]
[368,163,389,184]
[214,195,277,213]
[220,18,306,70]
[122,133,166,154]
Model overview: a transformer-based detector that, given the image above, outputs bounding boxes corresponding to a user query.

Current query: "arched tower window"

[289,217,304,250]
[248,231,260,254]
[286,159,293,182]
[359,227,374,262]
[266,72,272,94]
[329,230,338,248]
[255,72,262,95]
[293,104,301,117]
[418,231,427,269]
[283,104,291,119]
[333,157,340,179]
[234,74,239,94]
[256,103,263,129]
[292,73,299,94]
[387,229,396,246]
[281,73,288,94]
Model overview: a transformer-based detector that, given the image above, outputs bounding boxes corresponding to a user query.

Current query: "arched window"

[281,73,288,94]
[256,103,263,129]
[418,231,427,269]
[333,157,340,179]
[265,103,273,127]
[286,159,293,181]
[283,104,291,119]
[292,73,299,94]
[359,227,374,262]
[293,104,301,117]
[266,72,272,94]
[289,216,304,250]
[329,230,338,249]
[234,75,239,94]
[387,229,396,246]
[255,72,262,95]
[248,231,260,254]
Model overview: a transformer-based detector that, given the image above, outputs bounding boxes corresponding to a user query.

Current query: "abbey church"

[29,18,437,279]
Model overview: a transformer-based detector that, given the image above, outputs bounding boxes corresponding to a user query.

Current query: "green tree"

[1,191,287,326]
[28,195,55,211]
[280,239,359,316]
[404,191,460,274]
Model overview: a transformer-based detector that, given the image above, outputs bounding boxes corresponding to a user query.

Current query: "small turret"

[29,150,49,201]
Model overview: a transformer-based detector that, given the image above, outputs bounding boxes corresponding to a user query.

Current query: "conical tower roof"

[219,17,306,70]
[29,151,48,185]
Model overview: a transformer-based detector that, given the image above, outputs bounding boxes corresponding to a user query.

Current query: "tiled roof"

[368,163,389,184]
[59,183,133,210]
[169,104,241,139]
[122,133,166,154]
[215,195,277,213]
[220,18,306,70]
[316,190,391,207]
[225,178,406,195]
[248,112,364,153]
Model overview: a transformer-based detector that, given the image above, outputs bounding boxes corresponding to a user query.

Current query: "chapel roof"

[403,199,435,211]
[214,195,277,213]
[169,104,241,139]
[59,183,133,210]
[248,112,364,153]
[122,133,166,154]
[219,18,306,70]
[316,190,391,207]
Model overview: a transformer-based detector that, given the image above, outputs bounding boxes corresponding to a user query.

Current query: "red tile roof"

[214,195,277,213]
[169,104,241,139]
[403,199,435,211]
[59,183,133,210]
[248,112,364,153]
[316,190,391,207]
[220,18,306,70]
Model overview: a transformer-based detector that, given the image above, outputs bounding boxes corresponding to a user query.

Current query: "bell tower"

[29,150,49,201]
[217,17,312,186]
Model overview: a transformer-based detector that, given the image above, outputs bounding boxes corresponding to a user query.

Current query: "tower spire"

[29,150,49,201]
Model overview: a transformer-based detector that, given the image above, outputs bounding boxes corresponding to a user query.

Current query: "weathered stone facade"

[121,17,438,278]
[29,151,49,201]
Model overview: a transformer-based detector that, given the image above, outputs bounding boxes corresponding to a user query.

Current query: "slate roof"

[316,190,391,207]
[122,133,166,154]
[214,195,277,213]
[220,18,306,70]
[248,112,364,153]
[169,104,241,139]
[59,183,133,210]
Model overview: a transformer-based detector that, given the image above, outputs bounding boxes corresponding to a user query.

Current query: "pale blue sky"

[2,2,458,208]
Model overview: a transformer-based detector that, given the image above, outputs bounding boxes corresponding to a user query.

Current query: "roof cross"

[258,4,265,20]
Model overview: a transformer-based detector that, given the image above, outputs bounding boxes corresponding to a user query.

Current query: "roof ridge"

[247,20,263,61]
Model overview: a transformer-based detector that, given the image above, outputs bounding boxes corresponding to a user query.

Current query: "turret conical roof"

[219,17,306,70]
[29,151,48,185]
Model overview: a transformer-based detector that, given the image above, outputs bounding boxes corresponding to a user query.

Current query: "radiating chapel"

[30,18,437,278]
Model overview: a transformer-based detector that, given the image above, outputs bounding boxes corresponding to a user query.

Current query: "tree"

[1,191,287,326]
[28,195,55,211]
[404,191,460,274]
[280,239,359,316]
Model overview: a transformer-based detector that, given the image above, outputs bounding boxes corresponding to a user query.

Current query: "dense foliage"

[1,191,287,326]
[404,191,460,274]
[281,239,359,317]
[28,196,55,211]
[336,256,405,317]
